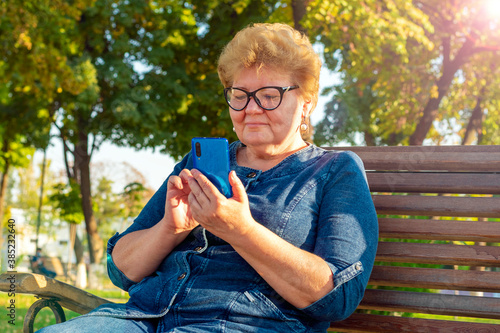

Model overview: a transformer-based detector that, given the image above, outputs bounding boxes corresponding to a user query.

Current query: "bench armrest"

[0,272,113,314]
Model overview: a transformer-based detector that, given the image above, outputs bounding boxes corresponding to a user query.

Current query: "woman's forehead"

[233,66,292,86]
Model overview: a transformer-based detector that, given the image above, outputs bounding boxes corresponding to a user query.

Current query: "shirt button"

[355,263,362,271]
[246,172,257,178]
[177,273,187,280]
[194,246,203,252]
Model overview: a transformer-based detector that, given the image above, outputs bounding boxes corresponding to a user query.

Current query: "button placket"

[239,170,261,190]
[246,172,257,178]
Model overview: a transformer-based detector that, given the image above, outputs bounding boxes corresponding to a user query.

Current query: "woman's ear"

[302,99,313,117]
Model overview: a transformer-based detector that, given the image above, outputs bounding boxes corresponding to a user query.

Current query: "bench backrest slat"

[359,289,500,319]
[373,195,500,218]
[328,146,500,172]
[330,145,500,153]
[359,152,500,171]
[370,266,500,292]
[377,242,500,267]
[379,218,500,242]
[367,172,500,194]
[333,313,500,333]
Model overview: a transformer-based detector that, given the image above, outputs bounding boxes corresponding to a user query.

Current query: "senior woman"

[38,23,378,333]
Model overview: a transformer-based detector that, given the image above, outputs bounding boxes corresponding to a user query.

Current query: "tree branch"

[442,36,450,69]
[54,123,74,180]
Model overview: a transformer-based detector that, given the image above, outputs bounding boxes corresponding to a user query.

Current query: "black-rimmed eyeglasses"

[223,85,299,111]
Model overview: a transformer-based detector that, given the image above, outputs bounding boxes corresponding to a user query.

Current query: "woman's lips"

[245,122,268,128]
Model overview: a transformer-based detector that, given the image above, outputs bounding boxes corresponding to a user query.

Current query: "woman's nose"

[245,97,264,114]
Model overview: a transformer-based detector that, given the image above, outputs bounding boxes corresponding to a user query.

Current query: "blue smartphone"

[191,137,233,198]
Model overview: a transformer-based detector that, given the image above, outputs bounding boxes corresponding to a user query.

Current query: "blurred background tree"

[308,0,500,146]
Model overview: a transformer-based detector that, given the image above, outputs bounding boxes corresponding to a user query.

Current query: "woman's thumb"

[229,171,246,200]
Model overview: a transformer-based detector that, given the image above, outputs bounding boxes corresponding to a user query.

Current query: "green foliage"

[304,0,433,76]
[0,0,94,99]
[1,205,12,228]
[0,96,48,173]
[0,133,35,171]
[49,180,84,225]
[10,156,62,234]
[309,0,500,146]
[121,182,150,220]
[3,0,499,158]
[16,0,287,163]
[315,76,380,146]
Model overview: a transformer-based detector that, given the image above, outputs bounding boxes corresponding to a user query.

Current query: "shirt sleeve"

[106,152,193,291]
[299,151,379,322]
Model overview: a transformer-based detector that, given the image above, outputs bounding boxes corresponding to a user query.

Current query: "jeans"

[36,314,157,333]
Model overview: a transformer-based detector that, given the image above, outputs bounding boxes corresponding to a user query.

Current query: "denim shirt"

[96,142,378,332]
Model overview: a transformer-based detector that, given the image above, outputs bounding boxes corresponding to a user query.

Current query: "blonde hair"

[217,23,321,111]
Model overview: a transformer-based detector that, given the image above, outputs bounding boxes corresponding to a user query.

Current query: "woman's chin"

[240,133,272,146]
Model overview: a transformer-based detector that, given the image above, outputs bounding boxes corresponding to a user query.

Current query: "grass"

[411,312,500,325]
[0,289,129,332]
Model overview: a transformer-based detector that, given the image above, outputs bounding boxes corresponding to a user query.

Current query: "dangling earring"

[300,113,309,132]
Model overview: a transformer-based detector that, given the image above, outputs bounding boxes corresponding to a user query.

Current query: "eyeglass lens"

[226,87,283,110]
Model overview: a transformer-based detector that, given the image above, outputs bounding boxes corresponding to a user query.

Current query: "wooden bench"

[329,145,500,332]
[1,145,499,332]
[0,272,111,332]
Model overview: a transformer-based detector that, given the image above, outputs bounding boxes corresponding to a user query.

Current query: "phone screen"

[191,137,233,198]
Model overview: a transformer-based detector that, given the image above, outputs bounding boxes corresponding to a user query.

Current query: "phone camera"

[195,142,202,157]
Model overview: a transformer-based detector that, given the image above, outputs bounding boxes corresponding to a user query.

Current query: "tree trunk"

[461,97,483,145]
[67,223,85,275]
[0,160,9,225]
[59,132,89,286]
[291,0,309,34]
[75,117,103,266]
[364,130,375,146]
[0,139,10,267]
[73,229,87,289]
[409,38,475,145]
[0,137,10,225]
[73,230,85,265]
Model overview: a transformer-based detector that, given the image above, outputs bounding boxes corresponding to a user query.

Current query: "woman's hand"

[183,169,256,241]
[184,169,334,309]
[112,171,200,283]
[162,172,199,234]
